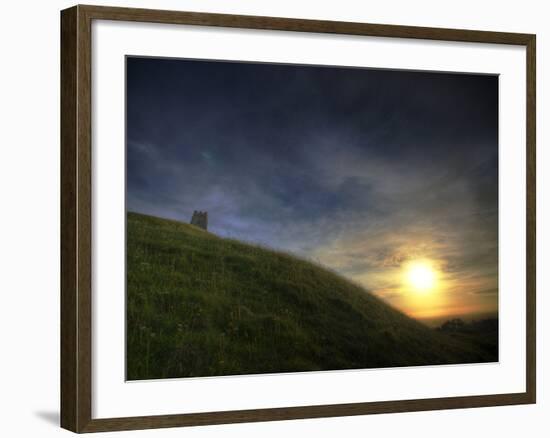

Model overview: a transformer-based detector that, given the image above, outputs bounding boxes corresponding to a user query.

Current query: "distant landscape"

[126,212,497,381]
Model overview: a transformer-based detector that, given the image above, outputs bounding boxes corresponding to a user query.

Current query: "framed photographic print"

[60,4,536,433]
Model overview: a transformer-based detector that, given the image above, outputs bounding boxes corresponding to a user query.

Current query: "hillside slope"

[127,212,496,380]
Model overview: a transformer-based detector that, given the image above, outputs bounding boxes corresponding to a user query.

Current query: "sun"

[405,261,437,293]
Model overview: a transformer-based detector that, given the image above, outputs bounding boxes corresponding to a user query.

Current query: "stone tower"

[190,210,208,230]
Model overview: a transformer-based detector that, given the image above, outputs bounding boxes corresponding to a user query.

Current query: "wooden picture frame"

[61,4,536,433]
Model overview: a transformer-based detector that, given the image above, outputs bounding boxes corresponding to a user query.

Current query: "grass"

[126,211,498,380]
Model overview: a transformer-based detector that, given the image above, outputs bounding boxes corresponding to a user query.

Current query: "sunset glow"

[405,261,437,293]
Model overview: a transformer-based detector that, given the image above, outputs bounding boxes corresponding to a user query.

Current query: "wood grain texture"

[76,4,93,432]
[525,35,536,403]
[61,5,94,432]
[60,4,537,433]
[60,5,78,432]
[78,4,534,44]
[80,393,533,433]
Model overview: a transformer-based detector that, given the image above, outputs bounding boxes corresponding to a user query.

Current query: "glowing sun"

[405,261,437,293]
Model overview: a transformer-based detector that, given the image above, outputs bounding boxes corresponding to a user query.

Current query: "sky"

[126,56,499,321]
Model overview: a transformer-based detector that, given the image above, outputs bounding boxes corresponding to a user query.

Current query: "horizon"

[128,208,498,325]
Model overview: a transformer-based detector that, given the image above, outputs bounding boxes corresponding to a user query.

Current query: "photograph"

[125,56,499,381]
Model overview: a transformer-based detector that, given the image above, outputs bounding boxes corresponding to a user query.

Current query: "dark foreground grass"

[127,212,497,380]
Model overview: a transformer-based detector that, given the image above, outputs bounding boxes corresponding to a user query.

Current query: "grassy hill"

[127,212,497,380]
